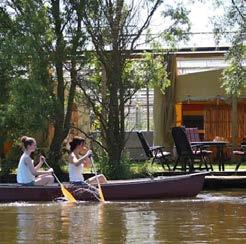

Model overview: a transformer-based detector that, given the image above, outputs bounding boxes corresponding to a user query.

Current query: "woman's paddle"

[90,156,105,202]
[43,159,77,203]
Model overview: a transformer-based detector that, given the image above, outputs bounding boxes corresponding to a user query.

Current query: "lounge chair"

[137,131,171,171]
[172,127,213,172]
[233,145,246,171]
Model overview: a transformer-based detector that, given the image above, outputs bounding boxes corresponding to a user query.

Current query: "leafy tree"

[143,3,190,149]
[0,2,57,174]
[0,7,13,159]
[0,0,88,172]
[0,8,12,131]
[77,0,190,178]
[0,2,55,140]
[47,0,88,170]
[213,0,245,95]
[222,41,245,97]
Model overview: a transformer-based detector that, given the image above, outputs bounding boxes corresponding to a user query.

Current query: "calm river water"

[0,190,245,244]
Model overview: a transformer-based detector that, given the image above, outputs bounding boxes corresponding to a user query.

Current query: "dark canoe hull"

[0,173,206,202]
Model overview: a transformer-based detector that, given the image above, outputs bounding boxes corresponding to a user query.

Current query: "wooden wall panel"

[204,104,246,142]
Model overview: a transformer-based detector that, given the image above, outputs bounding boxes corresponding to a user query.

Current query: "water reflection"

[17,206,39,242]
[0,191,245,243]
[60,202,103,243]
[123,203,157,243]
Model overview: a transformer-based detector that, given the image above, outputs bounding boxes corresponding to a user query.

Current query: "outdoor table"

[190,141,228,171]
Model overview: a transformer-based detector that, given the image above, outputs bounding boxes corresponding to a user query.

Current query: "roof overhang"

[176,68,246,102]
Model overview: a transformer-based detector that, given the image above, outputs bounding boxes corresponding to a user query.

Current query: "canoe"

[0,172,207,202]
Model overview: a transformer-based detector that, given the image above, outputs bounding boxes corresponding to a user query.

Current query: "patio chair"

[172,127,213,172]
[233,143,246,171]
[185,127,201,142]
[185,127,213,155]
[137,131,171,171]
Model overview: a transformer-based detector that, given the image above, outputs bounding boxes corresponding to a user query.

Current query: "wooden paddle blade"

[61,184,77,203]
[98,184,105,202]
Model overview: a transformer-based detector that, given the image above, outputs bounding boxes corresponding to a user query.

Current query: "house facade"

[175,51,246,143]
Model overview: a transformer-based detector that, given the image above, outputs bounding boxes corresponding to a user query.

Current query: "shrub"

[93,149,132,180]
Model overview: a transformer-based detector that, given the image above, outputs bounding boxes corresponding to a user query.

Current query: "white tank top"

[68,153,84,182]
[17,152,35,184]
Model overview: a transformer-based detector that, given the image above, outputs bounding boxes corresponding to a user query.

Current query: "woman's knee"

[48,175,54,184]
[86,174,107,185]
[97,174,107,184]
[35,175,54,185]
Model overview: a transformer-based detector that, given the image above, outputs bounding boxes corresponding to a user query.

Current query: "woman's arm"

[83,157,92,168]
[25,157,52,176]
[69,150,92,167]
[34,155,45,170]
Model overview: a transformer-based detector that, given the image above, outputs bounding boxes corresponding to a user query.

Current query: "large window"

[182,115,204,130]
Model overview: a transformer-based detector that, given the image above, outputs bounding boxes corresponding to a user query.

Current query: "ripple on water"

[0,191,245,206]
[197,192,246,204]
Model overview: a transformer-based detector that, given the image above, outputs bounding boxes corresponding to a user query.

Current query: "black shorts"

[70,181,98,194]
[70,181,90,188]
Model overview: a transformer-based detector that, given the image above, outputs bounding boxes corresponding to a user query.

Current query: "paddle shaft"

[43,159,62,185]
[90,156,105,202]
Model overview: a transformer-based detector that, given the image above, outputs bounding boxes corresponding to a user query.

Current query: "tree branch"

[129,0,162,52]
[231,0,246,22]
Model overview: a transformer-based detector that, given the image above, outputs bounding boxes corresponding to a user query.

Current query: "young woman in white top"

[68,136,107,186]
[17,136,54,186]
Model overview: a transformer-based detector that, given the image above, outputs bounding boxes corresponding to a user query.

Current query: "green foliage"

[161,3,191,46]
[1,0,192,179]
[0,143,21,175]
[78,0,191,178]
[1,1,88,171]
[143,1,190,91]
[222,42,246,96]
[4,77,55,138]
[130,161,155,178]
[143,52,171,93]
[212,0,246,96]
[122,61,146,92]
[93,146,132,180]
[0,1,55,140]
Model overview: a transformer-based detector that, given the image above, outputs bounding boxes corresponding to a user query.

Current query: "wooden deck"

[204,175,246,189]
[150,171,246,189]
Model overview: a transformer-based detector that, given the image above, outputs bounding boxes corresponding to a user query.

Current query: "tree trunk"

[107,73,121,165]
[100,65,108,149]
[48,0,81,171]
[49,50,65,171]
[104,50,125,178]
[153,54,176,152]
